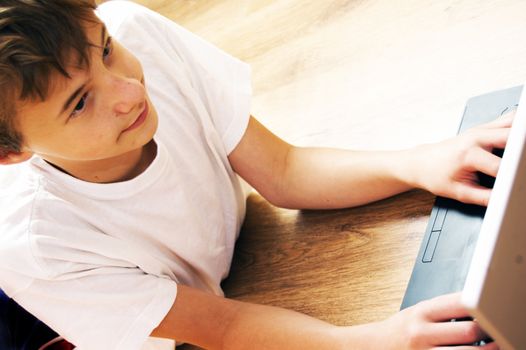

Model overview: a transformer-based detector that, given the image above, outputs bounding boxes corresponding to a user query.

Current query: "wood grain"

[222,190,435,325]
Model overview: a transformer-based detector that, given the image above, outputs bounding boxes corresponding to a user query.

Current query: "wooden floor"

[116,0,526,151]
[97,1,526,348]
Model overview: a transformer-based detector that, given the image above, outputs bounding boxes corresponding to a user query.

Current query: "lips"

[123,101,148,133]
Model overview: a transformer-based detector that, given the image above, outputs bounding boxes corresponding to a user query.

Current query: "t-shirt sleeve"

[158,16,252,154]
[97,1,252,154]
[9,237,177,350]
[18,273,175,350]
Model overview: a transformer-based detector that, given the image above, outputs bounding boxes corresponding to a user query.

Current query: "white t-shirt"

[0,1,251,349]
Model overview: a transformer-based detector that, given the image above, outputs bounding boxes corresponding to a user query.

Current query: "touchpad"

[432,206,484,262]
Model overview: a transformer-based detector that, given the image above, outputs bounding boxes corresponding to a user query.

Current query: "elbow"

[255,186,305,210]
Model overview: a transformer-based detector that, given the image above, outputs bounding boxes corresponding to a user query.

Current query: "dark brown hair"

[0,0,97,158]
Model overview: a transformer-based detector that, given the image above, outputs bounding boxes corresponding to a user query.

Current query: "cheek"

[92,123,122,147]
[66,122,120,155]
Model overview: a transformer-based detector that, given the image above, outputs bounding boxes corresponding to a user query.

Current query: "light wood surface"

[101,0,526,347]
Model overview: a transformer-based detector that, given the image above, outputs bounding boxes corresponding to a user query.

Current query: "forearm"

[274,146,417,209]
[229,117,421,209]
[231,114,512,210]
[221,301,356,350]
[152,285,371,350]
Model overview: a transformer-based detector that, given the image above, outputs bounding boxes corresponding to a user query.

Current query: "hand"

[409,111,514,206]
[373,293,497,350]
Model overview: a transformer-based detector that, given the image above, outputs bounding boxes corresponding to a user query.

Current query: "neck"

[43,140,157,183]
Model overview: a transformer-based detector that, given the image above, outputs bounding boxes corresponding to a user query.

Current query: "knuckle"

[454,141,475,167]
[406,323,426,348]
[463,322,481,342]
[454,186,469,203]
[462,129,479,142]
[462,146,478,168]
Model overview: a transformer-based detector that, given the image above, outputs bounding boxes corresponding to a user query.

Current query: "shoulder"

[0,165,49,285]
[0,164,106,280]
[96,1,168,37]
[96,0,154,21]
[0,162,41,234]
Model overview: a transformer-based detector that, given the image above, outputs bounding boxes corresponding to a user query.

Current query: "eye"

[103,36,113,60]
[71,93,88,118]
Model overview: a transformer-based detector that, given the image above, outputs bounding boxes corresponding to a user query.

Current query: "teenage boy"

[0,1,509,349]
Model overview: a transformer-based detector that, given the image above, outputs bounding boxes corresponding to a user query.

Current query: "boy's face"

[15,18,158,182]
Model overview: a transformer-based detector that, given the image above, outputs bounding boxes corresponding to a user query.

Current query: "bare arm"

[151,286,495,349]
[228,116,413,209]
[151,285,352,349]
[228,115,512,209]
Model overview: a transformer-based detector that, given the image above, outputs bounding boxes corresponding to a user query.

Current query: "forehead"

[17,20,106,114]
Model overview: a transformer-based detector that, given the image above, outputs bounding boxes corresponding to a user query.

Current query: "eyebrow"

[60,25,107,115]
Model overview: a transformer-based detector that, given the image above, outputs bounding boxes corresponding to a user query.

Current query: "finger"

[475,109,516,129]
[426,319,488,346]
[499,108,517,123]
[463,147,502,178]
[453,184,491,207]
[420,293,471,322]
[473,128,510,151]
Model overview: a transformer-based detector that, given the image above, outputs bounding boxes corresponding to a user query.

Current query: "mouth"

[123,100,149,133]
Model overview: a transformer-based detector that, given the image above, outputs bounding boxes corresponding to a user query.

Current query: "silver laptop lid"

[462,84,526,350]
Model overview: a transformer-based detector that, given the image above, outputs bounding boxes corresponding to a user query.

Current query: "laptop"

[401,85,525,349]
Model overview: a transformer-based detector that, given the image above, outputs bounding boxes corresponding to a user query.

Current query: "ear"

[0,151,34,165]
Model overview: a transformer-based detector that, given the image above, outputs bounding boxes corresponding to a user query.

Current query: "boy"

[0,0,511,349]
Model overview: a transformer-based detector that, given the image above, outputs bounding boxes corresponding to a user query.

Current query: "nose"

[107,75,145,116]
